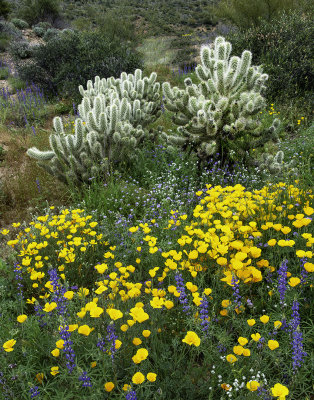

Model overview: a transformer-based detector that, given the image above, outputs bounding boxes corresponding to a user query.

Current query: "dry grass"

[0,124,71,230]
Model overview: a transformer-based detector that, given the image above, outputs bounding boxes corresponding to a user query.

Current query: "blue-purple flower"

[79,371,92,388]
[174,272,191,315]
[59,325,76,373]
[290,301,307,371]
[199,296,210,332]
[231,275,242,308]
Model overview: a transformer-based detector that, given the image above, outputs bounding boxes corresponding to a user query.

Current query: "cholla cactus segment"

[26,92,145,187]
[162,36,280,166]
[78,69,162,128]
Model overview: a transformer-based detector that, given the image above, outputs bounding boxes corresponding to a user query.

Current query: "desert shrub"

[11,18,29,30]
[0,33,9,52]
[0,20,23,39]
[0,0,11,20]
[16,0,61,26]
[227,9,314,101]
[71,17,92,32]
[211,0,310,29]
[33,21,51,37]
[9,40,33,59]
[17,29,144,101]
[95,9,139,46]
[43,27,59,42]
[32,25,45,37]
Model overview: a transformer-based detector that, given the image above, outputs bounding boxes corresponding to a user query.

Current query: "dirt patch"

[21,29,45,47]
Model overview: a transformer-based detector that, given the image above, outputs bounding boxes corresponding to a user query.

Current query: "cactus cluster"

[162,36,280,167]
[259,151,297,176]
[27,70,162,186]
[78,69,162,131]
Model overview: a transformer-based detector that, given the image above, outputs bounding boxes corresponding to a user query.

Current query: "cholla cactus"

[27,94,145,186]
[27,69,163,186]
[78,69,162,130]
[259,151,297,176]
[162,36,280,166]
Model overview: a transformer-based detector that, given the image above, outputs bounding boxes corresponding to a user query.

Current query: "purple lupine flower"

[289,301,300,332]
[126,390,137,400]
[231,275,241,308]
[174,272,191,315]
[291,328,307,371]
[79,371,92,388]
[217,343,227,353]
[257,337,265,349]
[34,304,46,328]
[59,325,76,373]
[256,386,272,400]
[289,301,307,371]
[280,318,289,332]
[47,268,67,317]
[106,322,118,361]
[97,336,106,352]
[13,263,23,300]
[29,385,40,398]
[199,296,210,332]
[300,257,308,285]
[277,259,288,306]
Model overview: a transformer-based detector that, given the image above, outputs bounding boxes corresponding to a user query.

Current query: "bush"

[11,18,29,30]
[32,25,45,37]
[43,27,59,42]
[0,0,11,20]
[16,0,61,26]
[17,29,144,101]
[211,0,310,29]
[227,9,314,101]
[94,9,139,46]
[0,33,9,52]
[33,21,52,37]
[0,20,23,39]
[9,40,33,59]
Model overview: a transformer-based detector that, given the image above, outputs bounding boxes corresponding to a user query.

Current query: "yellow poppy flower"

[17,314,27,323]
[132,372,145,384]
[104,382,115,392]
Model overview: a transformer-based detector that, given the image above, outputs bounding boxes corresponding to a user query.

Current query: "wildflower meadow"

[0,2,313,399]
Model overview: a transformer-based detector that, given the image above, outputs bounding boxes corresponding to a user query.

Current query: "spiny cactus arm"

[166,135,187,146]
[49,134,70,166]
[274,150,284,164]
[53,116,65,135]
[172,113,190,126]
[146,70,155,84]
[231,50,252,92]
[199,141,216,157]
[74,119,84,151]
[87,110,99,132]
[27,147,55,161]
[163,99,180,113]
[68,153,85,176]
[195,64,210,82]
[250,123,280,149]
